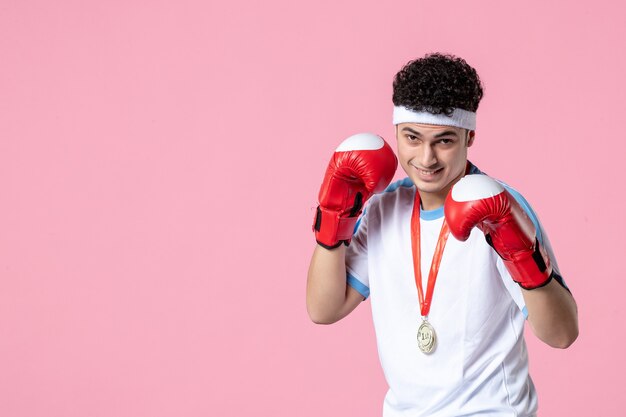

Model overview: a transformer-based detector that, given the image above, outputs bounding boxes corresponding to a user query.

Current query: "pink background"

[1,0,624,415]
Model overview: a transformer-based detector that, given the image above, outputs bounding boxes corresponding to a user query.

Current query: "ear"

[467,130,475,147]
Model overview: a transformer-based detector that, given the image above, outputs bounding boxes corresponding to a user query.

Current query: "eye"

[438,138,454,145]
[406,134,419,142]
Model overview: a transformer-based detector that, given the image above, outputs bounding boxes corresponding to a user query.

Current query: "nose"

[419,144,437,168]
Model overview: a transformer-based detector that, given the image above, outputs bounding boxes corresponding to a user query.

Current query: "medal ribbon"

[410,191,451,318]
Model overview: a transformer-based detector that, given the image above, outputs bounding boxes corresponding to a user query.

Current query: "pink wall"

[1,0,623,415]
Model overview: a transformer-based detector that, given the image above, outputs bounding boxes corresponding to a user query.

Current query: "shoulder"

[383,177,415,193]
[369,177,415,208]
[360,177,415,225]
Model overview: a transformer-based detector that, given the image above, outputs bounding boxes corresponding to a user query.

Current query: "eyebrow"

[401,127,460,138]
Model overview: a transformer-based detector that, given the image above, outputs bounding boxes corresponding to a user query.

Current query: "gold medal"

[417,318,436,354]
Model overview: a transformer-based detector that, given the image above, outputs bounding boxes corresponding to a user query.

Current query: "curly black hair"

[392,53,484,116]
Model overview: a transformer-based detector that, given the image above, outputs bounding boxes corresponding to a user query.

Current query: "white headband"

[393,106,476,130]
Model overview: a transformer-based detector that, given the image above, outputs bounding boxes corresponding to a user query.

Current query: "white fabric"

[393,106,476,130]
[345,175,554,417]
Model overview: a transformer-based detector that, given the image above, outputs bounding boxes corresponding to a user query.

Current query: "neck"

[419,167,467,211]
[420,194,445,211]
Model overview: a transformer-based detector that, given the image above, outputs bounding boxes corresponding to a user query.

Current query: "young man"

[307,53,578,416]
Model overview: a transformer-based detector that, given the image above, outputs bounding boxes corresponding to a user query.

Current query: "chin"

[412,175,454,197]
[411,176,441,190]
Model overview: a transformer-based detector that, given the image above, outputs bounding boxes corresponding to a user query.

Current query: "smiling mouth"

[417,168,442,174]
[412,165,443,175]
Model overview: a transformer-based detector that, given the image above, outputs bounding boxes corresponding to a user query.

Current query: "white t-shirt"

[345,164,562,417]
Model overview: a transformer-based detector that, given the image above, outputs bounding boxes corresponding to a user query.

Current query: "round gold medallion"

[417,320,436,354]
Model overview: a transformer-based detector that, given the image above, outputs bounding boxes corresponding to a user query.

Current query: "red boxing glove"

[444,175,553,289]
[313,133,397,249]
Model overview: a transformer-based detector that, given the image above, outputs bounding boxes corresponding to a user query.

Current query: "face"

[396,123,474,210]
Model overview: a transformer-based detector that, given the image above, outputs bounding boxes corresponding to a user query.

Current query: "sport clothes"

[345,163,562,417]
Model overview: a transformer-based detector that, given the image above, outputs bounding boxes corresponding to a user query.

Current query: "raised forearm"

[306,245,362,324]
[523,279,579,348]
